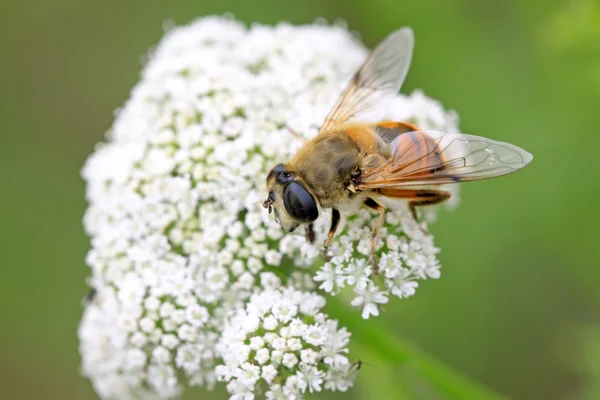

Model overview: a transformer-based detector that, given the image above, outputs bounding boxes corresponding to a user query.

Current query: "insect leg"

[363,198,386,274]
[408,191,451,222]
[322,209,341,260]
[284,124,303,140]
[378,188,450,223]
[305,223,315,244]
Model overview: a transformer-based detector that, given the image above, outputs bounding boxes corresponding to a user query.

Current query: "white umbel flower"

[216,287,354,399]
[79,15,460,399]
[314,203,450,318]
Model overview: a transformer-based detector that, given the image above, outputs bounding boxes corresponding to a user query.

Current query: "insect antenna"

[283,124,305,141]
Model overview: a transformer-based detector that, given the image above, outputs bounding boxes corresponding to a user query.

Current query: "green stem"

[328,296,507,400]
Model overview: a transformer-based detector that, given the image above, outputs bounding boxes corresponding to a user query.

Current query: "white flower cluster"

[216,286,356,399]
[78,15,459,399]
[314,205,443,319]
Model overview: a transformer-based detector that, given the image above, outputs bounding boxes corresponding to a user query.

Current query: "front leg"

[305,223,315,244]
[363,198,386,274]
[322,208,341,260]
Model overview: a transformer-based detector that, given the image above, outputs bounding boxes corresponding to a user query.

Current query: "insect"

[81,287,97,307]
[263,27,533,265]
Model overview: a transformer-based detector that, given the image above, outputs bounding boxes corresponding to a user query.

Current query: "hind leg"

[406,191,451,222]
[378,188,451,224]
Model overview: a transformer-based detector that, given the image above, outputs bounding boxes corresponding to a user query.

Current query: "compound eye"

[283,182,318,223]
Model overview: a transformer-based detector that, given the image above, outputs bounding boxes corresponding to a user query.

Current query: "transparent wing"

[358,130,533,188]
[319,27,414,134]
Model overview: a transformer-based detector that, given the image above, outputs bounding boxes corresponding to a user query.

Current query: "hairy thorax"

[287,127,390,208]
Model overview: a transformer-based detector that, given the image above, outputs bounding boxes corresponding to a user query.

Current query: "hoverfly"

[263,27,533,264]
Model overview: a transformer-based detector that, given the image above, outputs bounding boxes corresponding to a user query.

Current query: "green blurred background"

[1,0,599,399]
